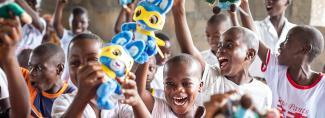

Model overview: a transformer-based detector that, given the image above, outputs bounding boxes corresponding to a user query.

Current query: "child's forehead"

[69,40,100,54]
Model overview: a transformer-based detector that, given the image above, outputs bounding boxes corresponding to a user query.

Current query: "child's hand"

[76,62,105,102]
[119,72,142,107]
[0,17,22,66]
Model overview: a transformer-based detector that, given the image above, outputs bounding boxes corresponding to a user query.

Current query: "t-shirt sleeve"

[51,94,73,118]
[7,3,25,17]
[260,50,280,83]
[116,103,134,118]
[0,69,8,100]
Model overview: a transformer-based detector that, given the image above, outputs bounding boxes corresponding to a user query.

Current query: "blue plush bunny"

[112,0,174,64]
[96,32,145,109]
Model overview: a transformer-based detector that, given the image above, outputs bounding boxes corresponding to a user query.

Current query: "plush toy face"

[99,45,134,78]
[133,0,173,31]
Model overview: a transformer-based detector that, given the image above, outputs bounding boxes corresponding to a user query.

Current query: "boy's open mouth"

[218,57,229,69]
[172,96,188,106]
[266,4,273,11]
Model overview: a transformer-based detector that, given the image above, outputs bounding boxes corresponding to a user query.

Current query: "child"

[0,18,31,118]
[172,0,272,114]
[15,0,46,54]
[240,0,325,116]
[255,26,325,117]
[51,33,150,118]
[53,0,90,54]
[136,54,205,117]
[151,32,172,92]
[23,43,75,117]
[201,13,230,67]
[53,0,91,82]
[145,57,164,98]
[249,0,296,79]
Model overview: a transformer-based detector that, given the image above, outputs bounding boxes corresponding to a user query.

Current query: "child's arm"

[15,0,44,32]
[61,62,104,118]
[114,7,127,34]
[239,0,269,63]
[172,0,206,67]
[119,72,151,118]
[228,11,239,26]
[114,1,137,34]
[52,0,67,38]
[0,18,31,118]
[135,62,154,112]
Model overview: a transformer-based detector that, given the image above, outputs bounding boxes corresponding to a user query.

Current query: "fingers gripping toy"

[0,0,32,24]
[96,32,145,109]
[113,0,174,64]
[206,0,241,14]
[119,0,134,12]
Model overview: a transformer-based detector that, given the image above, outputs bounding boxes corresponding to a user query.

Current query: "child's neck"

[173,105,198,118]
[226,70,253,85]
[269,13,286,37]
[288,64,319,86]
[44,79,64,94]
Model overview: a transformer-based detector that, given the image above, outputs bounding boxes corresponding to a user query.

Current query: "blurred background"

[40,0,325,71]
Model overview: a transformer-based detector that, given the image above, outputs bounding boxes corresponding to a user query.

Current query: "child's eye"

[149,15,158,24]
[225,43,233,49]
[182,82,193,88]
[70,61,80,68]
[165,82,175,87]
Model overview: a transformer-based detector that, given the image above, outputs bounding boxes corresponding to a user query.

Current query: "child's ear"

[302,44,312,54]
[56,64,64,75]
[245,48,256,61]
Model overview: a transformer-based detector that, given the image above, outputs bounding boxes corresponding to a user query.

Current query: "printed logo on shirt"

[277,97,308,118]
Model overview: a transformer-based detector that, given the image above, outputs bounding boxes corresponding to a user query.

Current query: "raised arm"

[15,0,45,32]
[52,0,67,38]
[114,8,126,34]
[239,0,269,63]
[114,0,137,34]
[135,62,154,112]
[0,18,31,118]
[119,73,151,118]
[172,0,206,67]
[228,11,239,26]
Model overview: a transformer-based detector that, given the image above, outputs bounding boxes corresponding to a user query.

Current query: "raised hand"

[119,72,142,107]
[0,17,22,66]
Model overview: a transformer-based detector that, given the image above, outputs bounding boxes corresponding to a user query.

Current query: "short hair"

[32,43,65,64]
[67,33,102,55]
[289,25,324,62]
[69,6,89,24]
[207,13,229,26]
[163,54,203,79]
[155,32,170,42]
[223,27,259,54]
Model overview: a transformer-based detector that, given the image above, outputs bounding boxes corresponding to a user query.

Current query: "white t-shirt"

[250,16,296,78]
[152,97,205,118]
[198,65,272,113]
[201,49,219,67]
[17,19,47,54]
[263,51,325,117]
[51,92,134,118]
[152,65,164,91]
[0,68,8,100]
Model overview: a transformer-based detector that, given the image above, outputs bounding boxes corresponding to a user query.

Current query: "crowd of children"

[0,0,325,117]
